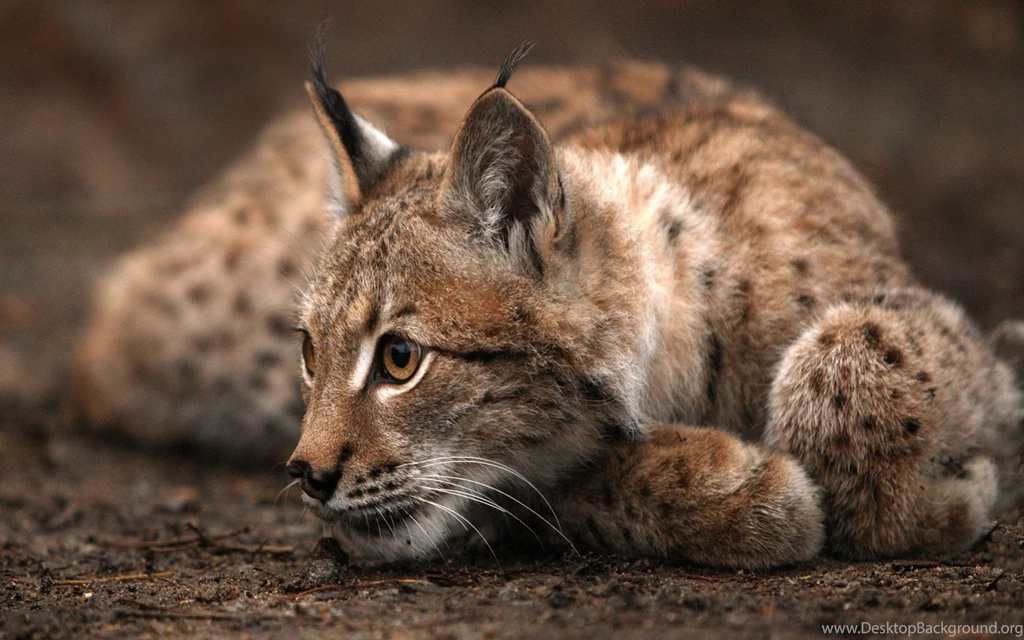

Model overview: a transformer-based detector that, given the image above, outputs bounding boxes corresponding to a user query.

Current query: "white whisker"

[413,496,502,570]
[405,508,450,567]
[275,479,301,505]
[421,474,577,553]
[420,480,544,548]
[400,455,562,531]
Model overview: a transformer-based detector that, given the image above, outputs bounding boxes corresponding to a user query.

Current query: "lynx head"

[287,42,643,560]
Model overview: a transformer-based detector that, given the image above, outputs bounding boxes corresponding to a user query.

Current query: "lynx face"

[286,48,639,559]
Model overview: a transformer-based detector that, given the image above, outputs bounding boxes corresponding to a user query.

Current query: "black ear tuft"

[493,40,535,89]
[309,23,364,165]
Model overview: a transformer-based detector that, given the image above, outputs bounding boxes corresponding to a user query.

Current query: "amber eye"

[301,331,316,378]
[380,335,421,382]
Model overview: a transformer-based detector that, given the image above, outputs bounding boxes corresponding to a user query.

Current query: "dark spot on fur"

[248,373,268,391]
[809,369,826,394]
[884,348,903,367]
[891,389,902,400]
[143,291,176,316]
[287,396,306,417]
[233,207,250,225]
[211,330,235,350]
[701,264,716,290]
[833,392,846,410]
[262,416,284,436]
[194,335,213,353]
[666,220,682,242]
[338,446,354,465]
[735,280,752,323]
[705,333,723,407]
[658,500,675,520]
[902,418,921,434]
[354,476,366,485]
[267,313,293,337]
[862,416,878,431]
[511,305,531,325]
[224,246,242,272]
[926,387,937,400]
[873,294,886,305]
[818,331,837,347]
[349,488,364,499]
[832,430,852,448]
[277,257,299,280]
[234,292,252,315]
[791,259,809,275]
[365,486,380,495]
[175,359,198,391]
[256,351,281,368]
[797,294,815,309]
[675,470,689,488]
[940,456,968,479]
[863,323,882,349]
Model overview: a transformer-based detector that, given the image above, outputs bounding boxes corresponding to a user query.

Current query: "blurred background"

[2,0,1023,421]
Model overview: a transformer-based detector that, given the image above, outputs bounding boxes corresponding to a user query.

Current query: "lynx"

[74,44,1024,570]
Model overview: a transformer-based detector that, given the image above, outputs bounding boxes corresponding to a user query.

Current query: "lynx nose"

[286,460,340,503]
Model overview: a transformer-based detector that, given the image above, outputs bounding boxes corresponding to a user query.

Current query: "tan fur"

[73,60,1023,569]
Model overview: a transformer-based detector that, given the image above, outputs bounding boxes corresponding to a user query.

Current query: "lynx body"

[74,52,1024,569]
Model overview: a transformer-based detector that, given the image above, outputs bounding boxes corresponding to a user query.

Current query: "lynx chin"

[75,42,1024,570]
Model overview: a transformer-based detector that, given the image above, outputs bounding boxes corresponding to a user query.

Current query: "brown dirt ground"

[2,424,1022,639]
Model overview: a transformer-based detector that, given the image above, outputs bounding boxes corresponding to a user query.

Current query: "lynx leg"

[553,426,824,570]
[764,288,1023,559]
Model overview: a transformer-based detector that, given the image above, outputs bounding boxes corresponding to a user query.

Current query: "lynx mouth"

[335,501,426,536]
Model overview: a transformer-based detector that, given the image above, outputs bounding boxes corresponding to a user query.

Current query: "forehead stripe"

[349,336,377,392]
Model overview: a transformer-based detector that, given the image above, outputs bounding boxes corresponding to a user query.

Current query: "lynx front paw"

[556,426,824,570]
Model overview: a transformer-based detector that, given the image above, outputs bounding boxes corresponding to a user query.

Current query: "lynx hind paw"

[766,290,1022,557]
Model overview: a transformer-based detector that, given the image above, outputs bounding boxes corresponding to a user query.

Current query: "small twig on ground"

[289,578,435,599]
[253,565,286,582]
[115,607,293,622]
[290,584,345,599]
[211,542,294,555]
[102,526,249,550]
[185,521,211,546]
[100,526,293,556]
[52,572,173,586]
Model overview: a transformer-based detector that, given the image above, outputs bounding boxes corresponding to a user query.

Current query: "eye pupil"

[390,341,411,368]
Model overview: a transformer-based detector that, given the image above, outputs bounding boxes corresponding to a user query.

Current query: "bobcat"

[74,44,1024,570]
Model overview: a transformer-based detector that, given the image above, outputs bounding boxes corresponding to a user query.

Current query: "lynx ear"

[440,63,567,272]
[307,44,401,218]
